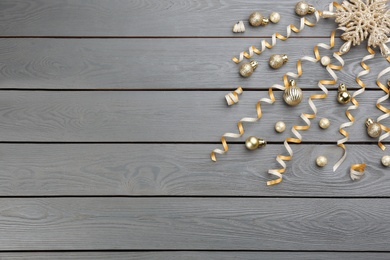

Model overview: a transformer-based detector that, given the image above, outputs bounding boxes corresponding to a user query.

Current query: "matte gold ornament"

[319,118,330,129]
[337,83,351,104]
[295,1,316,16]
[269,54,288,69]
[269,12,281,23]
[316,156,328,167]
[275,121,286,133]
[239,60,258,77]
[320,56,331,66]
[283,79,303,106]
[382,155,390,167]
[248,12,269,27]
[366,118,382,138]
[245,136,266,150]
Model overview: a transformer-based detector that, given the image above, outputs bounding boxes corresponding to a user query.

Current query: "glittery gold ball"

[249,12,265,27]
[283,85,303,106]
[275,121,286,133]
[319,118,330,129]
[269,12,281,23]
[239,60,258,77]
[337,91,351,104]
[367,123,382,138]
[382,155,390,167]
[269,54,287,69]
[295,1,309,16]
[316,156,328,167]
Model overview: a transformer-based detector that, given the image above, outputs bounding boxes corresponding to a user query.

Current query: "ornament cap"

[338,83,347,92]
[365,118,374,127]
[250,60,259,69]
[282,54,288,63]
[307,5,316,14]
[289,79,296,87]
[261,17,269,25]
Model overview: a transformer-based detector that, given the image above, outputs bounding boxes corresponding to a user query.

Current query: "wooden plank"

[0,0,337,37]
[0,252,389,260]
[0,144,388,197]
[0,38,386,90]
[0,90,386,142]
[0,198,389,250]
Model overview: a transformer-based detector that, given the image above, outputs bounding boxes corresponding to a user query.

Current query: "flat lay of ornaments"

[213,0,390,186]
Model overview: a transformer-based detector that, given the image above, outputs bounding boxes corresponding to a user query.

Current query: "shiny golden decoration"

[283,79,303,106]
[248,12,269,27]
[295,1,316,16]
[269,54,288,69]
[366,118,382,138]
[239,60,258,77]
[382,155,390,167]
[337,83,351,104]
[225,87,243,106]
[245,136,266,150]
[316,156,328,167]
[269,12,281,23]
[275,121,286,133]
[319,118,330,129]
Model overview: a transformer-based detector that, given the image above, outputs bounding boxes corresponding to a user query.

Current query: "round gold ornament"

[337,83,351,104]
[248,12,269,27]
[269,12,281,23]
[319,118,330,129]
[320,56,331,66]
[269,54,288,69]
[283,79,303,106]
[316,156,328,167]
[275,121,286,133]
[245,136,267,150]
[366,118,382,138]
[382,155,390,167]
[239,60,258,77]
[295,1,316,16]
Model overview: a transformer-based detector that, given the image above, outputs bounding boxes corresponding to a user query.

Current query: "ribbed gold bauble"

[283,79,303,106]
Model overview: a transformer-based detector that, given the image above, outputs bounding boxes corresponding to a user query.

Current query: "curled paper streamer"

[225,87,243,106]
[350,163,366,181]
[233,21,245,33]
[211,84,285,161]
[232,10,321,64]
[267,30,344,186]
[333,46,375,172]
[376,57,390,150]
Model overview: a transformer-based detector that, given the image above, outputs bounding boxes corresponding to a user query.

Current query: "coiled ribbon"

[211,84,285,161]
[232,11,321,64]
[376,58,390,150]
[267,29,344,186]
[225,87,243,106]
[333,46,375,172]
[350,163,366,180]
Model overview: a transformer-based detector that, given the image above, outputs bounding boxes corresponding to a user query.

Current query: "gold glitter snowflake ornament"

[323,0,390,57]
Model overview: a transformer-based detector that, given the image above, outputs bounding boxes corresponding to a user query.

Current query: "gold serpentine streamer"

[211,84,285,162]
[350,163,366,181]
[232,11,321,64]
[225,87,243,106]
[267,30,345,186]
[376,59,390,150]
[333,46,376,172]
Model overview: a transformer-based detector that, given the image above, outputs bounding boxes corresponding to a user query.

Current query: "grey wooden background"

[0,0,389,259]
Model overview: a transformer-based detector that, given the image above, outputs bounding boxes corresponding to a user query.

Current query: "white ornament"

[233,21,245,33]
[320,56,331,66]
[382,155,390,167]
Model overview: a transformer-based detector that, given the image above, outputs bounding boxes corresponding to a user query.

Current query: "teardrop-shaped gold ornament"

[283,79,303,106]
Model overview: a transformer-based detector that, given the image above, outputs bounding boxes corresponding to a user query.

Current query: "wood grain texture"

[0,144,388,197]
[0,38,386,90]
[0,0,337,37]
[0,90,386,142]
[0,198,389,250]
[0,252,389,260]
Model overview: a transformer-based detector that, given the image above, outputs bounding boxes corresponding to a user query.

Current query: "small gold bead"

[319,118,330,129]
[275,121,286,133]
[245,136,266,150]
[316,156,328,167]
[382,155,390,167]
[269,12,281,23]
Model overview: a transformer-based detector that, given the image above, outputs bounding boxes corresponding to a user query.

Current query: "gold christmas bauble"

[245,136,266,150]
[366,118,382,138]
[248,12,269,26]
[283,80,303,106]
[239,60,258,77]
[316,156,328,167]
[275,121,286,133]
[382,155,390,167]
[337,83,351,104]
[295,1,315,16]
[319,118,330,129]
[269,54,288,69]
[269,12,281,23]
